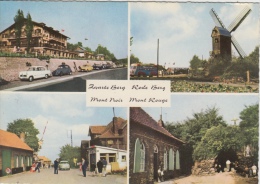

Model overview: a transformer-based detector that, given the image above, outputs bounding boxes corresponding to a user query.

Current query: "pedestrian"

[226,160,231,172]
[97,160,103,177]
[82,158,88,177]
[54,158,59,174]
[157,166,164,182]
[252,164,257,176]
[102,159,107,177]
[35,161,41,173]
[90,162,96,177]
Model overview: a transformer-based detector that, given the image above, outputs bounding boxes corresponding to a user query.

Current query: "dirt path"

[159,172,258,184]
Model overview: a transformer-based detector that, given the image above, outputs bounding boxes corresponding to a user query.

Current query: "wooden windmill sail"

[210,6,251,58]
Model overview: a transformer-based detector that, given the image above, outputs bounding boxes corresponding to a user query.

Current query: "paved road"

[0,168,127,184]
[0,68,127,92]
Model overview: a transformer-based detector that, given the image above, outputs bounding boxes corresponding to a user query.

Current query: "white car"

[59,161,70,170]
[19,66,52,82]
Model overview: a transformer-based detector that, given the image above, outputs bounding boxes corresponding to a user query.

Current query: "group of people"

[82,158,107,177]
[214,159,258,178]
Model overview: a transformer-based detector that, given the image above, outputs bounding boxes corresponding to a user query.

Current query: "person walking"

[226,160,231,172]
[35,161,41,173]
[97,160,103,177]
[90,162,96,177]
[82,158,88,177]
[54,158,59,174]
[102,159,107,177]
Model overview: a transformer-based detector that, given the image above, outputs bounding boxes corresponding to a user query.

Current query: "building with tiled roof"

[129,107,184,184]
[0,19,77,58]
[0,129,33,177]
[88,117,127,150]
[38,156,51,168]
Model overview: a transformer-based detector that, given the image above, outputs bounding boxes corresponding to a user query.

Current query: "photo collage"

[0,1,259,184]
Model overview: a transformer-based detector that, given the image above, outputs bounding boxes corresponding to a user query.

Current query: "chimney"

[20,132,25,142]
[158,114,164,127]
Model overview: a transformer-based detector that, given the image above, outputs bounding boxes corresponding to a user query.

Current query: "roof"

[213,26,231,37]
[89,126,107,135]
[38,156,51,162]
[89,117,127,139]
[98,117,127,138]
[0,129,33,151]
[130,107,185,144]
[0,18,69,39]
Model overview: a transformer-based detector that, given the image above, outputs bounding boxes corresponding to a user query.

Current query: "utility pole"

[157,39,159,78]
[71,130,73,147]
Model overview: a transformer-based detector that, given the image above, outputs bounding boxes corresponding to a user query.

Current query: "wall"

[129,121,182,184]
[0,57,113,82]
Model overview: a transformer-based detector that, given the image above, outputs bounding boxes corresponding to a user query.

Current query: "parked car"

[93,63,105,70]
[78,64,93,72]
[52,64,72,76]
[19,66,51,82]
[59,161,70,170]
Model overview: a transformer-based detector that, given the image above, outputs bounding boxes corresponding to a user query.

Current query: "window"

[176,150,180,169]
[169,148,174,170]
[133,138,145,173]
[164,149,168,170]
[122,155,126,162]
[15,155,19,167]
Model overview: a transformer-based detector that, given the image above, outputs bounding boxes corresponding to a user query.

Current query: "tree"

[59,144,81,168]
[165,106,226,174]
[189,55,206,76]
[14,9,25,47]
[130,54,140,64]
[25,13,33,53]
[95,44,116,60]
[7,118,40,152]
[239,104,259,157]
[193,125,245,161]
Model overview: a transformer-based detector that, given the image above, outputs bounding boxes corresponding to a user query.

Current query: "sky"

[143,94,258,125]
[0,1,128,59]
[0,92,127,162]
[130,2,259,67]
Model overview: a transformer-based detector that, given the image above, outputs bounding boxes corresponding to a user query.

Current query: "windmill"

[209,6,251,59]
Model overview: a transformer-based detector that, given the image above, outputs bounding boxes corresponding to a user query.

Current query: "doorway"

[153,145,158,181]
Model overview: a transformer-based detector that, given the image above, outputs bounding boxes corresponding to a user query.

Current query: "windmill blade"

[228,6,251,33]
[209,8,227,28]
[231,36,247,58]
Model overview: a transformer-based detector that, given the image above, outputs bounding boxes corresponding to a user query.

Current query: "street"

[0,168,127,184]
[0,68,127,92]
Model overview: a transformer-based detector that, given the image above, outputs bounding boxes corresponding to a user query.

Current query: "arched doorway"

[215,149,238,171]
[153,145,158,181]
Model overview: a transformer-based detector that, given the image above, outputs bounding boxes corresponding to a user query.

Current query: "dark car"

[93,64,105,70]
[52,64,72,76]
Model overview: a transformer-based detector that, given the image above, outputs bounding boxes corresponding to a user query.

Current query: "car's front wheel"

[69,72,72,75]
[59,72,63,77]
[29,76,33,82]
[45,74,48,79]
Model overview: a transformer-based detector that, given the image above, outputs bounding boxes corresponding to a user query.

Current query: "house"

[88,117,127,150]
[0,129,33,177]
[129,108,185,184]
[96,54,105,60]
[82,117,127,173]
[38,156,51,168]
[74,47,85,58]
[210,26,232,60]
[88,145,127,173]
[0,19,77,58]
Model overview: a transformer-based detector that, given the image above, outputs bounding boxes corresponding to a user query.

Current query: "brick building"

[129,107,185,184]
[0,19,77,58]
[88,117,127,150]
[0,129,33,177]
